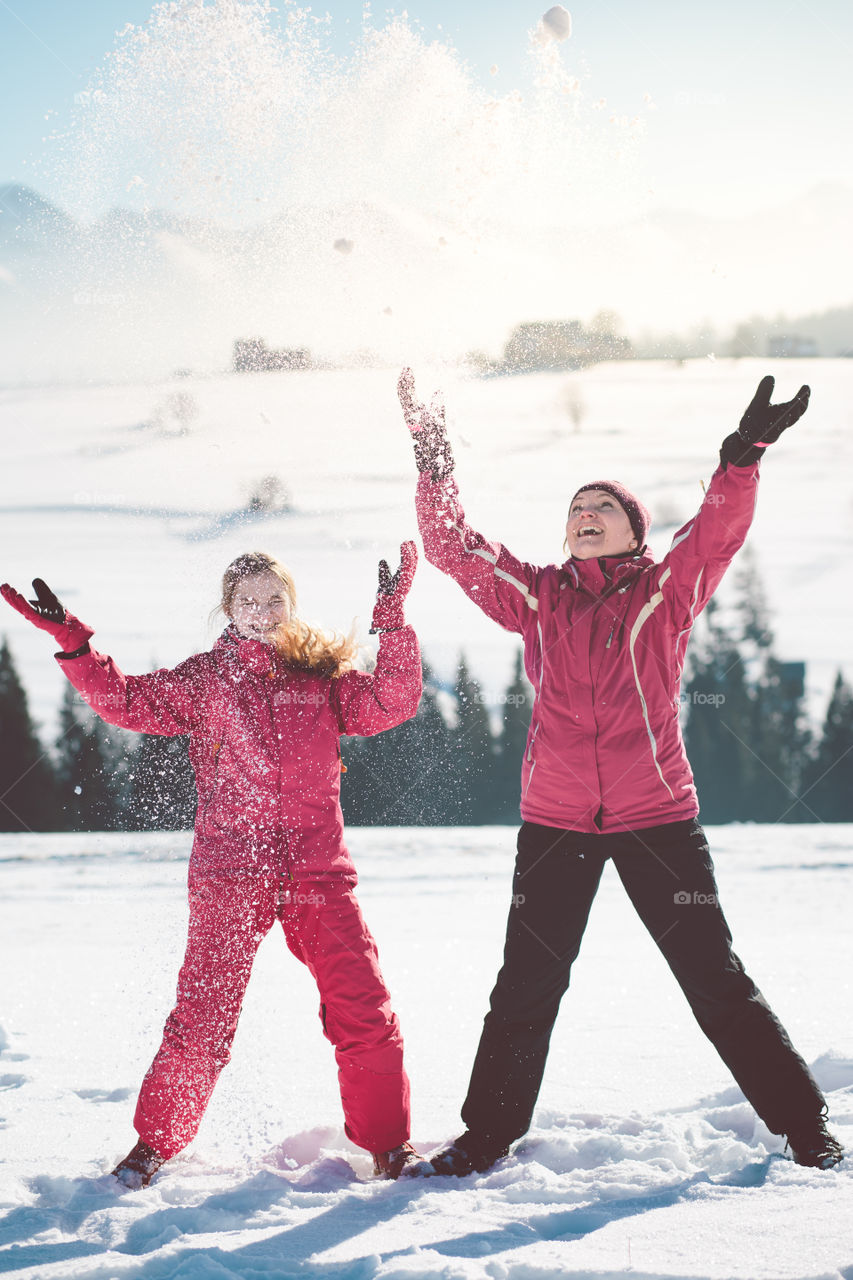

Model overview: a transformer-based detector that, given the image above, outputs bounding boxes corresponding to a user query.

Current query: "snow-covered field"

[2,358,853,740]
[2,358,853,1276]
[1,824,851,1279]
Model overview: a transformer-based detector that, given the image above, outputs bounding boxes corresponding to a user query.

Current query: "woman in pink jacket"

[398,370,843,1176]
[2,544,424,1186]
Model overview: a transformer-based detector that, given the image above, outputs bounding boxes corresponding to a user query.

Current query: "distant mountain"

[634,184,853,353]
[729,302,853,359]
[0,183,77,249]
[1,181,851,383]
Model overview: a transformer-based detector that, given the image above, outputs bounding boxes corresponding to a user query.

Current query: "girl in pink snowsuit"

[2,544,423,1185]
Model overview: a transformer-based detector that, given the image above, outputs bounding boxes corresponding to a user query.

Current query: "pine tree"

[54,683,129,830]
[803,671,853,821]
[748,657,812,822]
[337,731,384,826]
[390,658,458,824]
[339,657,457,825]
[735,546,775,655]
[683,599,757,822]
[493,649,534,822]
[732,550,811,820]
[126,733,196,830]
[0,637,58,831]
[451,652,496,823]
[685,556,815,823]
[338,723,411,827]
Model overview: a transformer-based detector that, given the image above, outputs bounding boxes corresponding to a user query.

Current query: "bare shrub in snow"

[246,474,291,513]
[562,381,586,432]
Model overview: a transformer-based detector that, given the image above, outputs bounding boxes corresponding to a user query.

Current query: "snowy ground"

[2,358,853,741]
[1,824,852,1280]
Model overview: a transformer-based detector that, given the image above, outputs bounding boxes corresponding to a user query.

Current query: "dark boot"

[426,1131,510,1177]
[786,1114,844,1169]
[111,1138,167,1189]
[372,1141,430,1179]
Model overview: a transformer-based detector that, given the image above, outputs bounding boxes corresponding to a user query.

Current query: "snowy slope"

[2,358,852,741]
[1,825,851,1279]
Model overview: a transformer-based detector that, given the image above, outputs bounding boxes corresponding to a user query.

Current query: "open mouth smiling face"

[566,492,637,559]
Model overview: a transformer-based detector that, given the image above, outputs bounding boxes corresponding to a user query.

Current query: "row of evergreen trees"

[0,640,529,831]
[2,558,852,830]
[682,555,853,823]
[0,651,198,832]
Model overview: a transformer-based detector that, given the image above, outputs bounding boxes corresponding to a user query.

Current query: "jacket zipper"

[262,660,294,890]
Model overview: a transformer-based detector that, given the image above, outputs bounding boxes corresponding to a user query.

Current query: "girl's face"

[566,490,637,560]
[228,570,292,641]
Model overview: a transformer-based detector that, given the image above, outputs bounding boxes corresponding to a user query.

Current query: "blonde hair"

[218,551,357,678]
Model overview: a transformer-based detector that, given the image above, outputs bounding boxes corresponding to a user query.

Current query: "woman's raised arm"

[661,376,812,623]
[398,368,542,636]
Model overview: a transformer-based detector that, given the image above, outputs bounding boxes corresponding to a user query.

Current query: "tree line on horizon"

[2,558,852,831]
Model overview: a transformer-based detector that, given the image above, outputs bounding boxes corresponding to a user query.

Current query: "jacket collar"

[562,549,654,596]
[215,626,278,674]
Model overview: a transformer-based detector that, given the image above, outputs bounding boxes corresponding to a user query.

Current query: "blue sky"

[1,0,851,217]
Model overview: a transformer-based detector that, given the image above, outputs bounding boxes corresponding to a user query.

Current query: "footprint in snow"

[0,1073,28,1090]
[0,1025,28,1064]
[74,1086,136,1103]
[294,1156,360,1189]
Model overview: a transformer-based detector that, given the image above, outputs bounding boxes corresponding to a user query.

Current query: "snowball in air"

[539,6,572,42]
[334,238,354,255]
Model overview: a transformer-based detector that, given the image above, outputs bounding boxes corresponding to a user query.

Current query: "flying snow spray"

[19,1,647,381]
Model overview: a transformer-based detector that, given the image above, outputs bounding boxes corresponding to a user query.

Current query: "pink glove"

[370,542,418,634]
[1,578,94,655]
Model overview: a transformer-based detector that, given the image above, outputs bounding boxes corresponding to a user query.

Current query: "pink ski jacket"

[58,626,421,880]
[417,461,760,833]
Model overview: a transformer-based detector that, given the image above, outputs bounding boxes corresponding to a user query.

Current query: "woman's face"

[228,570,292,640]
[565,490,637,559]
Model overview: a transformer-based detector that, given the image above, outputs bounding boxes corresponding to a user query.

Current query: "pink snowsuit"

[58,624,422,1158]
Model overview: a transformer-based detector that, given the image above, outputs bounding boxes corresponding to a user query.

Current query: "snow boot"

[372,1141,429,1179]
[426,1130,510,1177]
[786,1114,844,1169]
[111,1138,167,1189]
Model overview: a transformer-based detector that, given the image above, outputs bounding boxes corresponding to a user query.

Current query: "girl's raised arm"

[334,542,422,736]
[1,577,200,736]
[1,578,93,657]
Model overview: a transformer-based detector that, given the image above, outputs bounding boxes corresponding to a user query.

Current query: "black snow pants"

[461,818,825,1146]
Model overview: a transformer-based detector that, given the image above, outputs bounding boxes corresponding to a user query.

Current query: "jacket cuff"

[719,432,765,470]
[56,641,92,660]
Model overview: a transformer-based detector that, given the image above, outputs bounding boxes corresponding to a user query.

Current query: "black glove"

[397,368,455,483]
[28,578,67,623]
[720,376,810,468]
